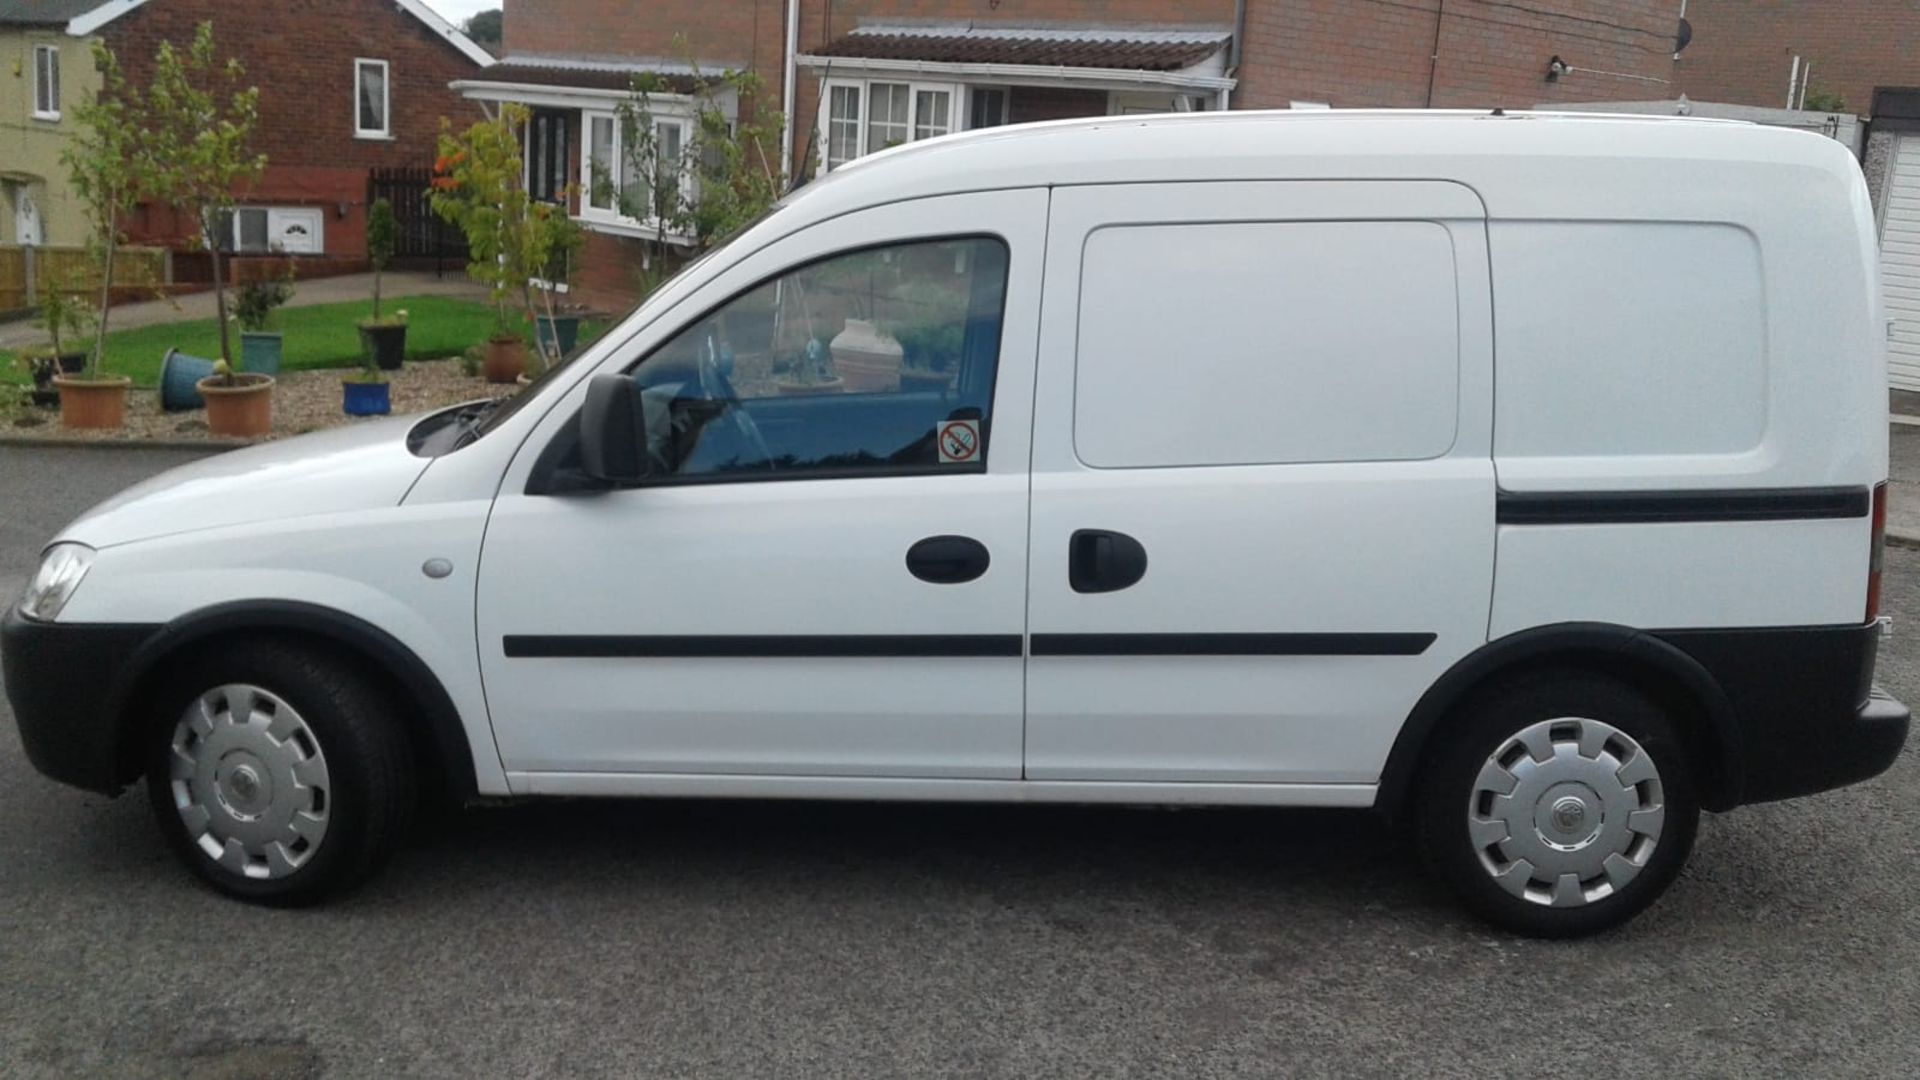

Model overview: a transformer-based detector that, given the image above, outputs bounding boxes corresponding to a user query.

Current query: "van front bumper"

[1,605,159,796]
[1656,622,1910,806]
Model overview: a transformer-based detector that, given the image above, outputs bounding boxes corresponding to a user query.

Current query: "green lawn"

[3,295,609,387]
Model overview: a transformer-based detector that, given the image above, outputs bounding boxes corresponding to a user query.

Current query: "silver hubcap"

[168,684,330,881]
[1467,717,1666,908]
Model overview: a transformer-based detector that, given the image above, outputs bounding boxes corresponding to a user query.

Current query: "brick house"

[65,0,492,276]
[1666,1,1920,392]
[476,0,1682,308]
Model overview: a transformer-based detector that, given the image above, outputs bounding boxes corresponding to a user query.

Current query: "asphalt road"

[1,444,1916,1079]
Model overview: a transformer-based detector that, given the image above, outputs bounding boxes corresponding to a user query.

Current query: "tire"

[1413,668,1701,938]
[144,639,415,905]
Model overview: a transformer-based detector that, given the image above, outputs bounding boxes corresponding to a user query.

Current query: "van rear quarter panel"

[1487,138,1884,635]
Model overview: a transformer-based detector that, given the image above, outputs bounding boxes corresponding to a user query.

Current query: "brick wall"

[1237,0,1680,110]
[1672,0,1920,115]
[102,0,486,261]
[1008,87,1110,124]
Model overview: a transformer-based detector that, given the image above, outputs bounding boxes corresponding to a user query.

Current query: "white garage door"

[1887,133,1920,390]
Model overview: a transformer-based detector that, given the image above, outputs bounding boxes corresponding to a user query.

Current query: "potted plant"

[149,23,272,437]
[194,359,270,436]
[530,204,585,369]
[827,252,902,392]
[432,105,533,384]
[895,318,964,392]
[358,197,408,371]
[234,261,294,376]
[891,279,969,392]
[774,336,844,396]
[53,38,147,430]
[22,274,95,408]
[342,356,390,417]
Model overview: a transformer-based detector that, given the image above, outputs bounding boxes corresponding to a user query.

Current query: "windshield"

[471,202,789,440]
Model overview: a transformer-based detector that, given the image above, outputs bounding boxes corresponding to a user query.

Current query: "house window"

[355,59,390,138]
[826,85,861,169]
[967,88,1008,130]
[821,79,959,170]
[32,45,60,121]
[581,110,693,230]
[219,207,325,254]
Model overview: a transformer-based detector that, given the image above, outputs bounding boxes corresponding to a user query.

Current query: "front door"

[476,190,1047,786]
[14,187,42,247]
[1023,181,1497,792]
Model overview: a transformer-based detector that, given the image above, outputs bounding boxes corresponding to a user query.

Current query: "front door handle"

[906,535,991,584]
[1069,529,1148,593]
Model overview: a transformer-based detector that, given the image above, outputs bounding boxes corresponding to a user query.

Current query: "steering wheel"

[696,332,773,468]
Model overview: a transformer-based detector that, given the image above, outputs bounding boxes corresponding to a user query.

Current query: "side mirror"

[578,373,649,485]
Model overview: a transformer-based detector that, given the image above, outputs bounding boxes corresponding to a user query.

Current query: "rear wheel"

[1413,669,1700,937]
[145,641,414,905]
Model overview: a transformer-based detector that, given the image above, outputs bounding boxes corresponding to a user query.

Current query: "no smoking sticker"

[937,419,981,464]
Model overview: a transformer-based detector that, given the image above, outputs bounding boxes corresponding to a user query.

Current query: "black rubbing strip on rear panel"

[1495,487,1870,525]
[1027,633,1437,657]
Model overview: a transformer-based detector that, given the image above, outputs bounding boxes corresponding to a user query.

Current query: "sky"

[423,0,500,29]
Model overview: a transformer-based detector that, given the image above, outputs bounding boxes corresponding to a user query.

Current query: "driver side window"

[630,236,1008,480]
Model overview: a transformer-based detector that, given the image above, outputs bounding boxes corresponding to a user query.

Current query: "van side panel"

[1489,141,1884,636]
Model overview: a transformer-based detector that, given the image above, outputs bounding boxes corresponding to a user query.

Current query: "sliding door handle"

[1069,529,1148,593]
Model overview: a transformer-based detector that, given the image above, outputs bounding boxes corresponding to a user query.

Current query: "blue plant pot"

[240,332,282,376]
[535,314,580,359]
[159,348,216,411]
[342,379,390,416]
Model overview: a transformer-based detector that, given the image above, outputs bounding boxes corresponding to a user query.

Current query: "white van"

[4,111,1906,936]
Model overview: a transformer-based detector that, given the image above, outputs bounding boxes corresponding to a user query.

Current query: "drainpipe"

[782,0,800,179]
[1224,0,1244,110]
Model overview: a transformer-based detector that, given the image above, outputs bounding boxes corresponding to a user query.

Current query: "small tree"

[432,104,534,343]
[59,39,149,380]
[432,103,582,369]
[145,22,267,382]
[603,52,784,294]
[366,197,397,321]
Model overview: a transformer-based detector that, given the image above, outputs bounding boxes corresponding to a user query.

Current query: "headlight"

[19,543,94,622]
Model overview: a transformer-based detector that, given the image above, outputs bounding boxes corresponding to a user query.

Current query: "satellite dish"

[1675,17,1693,54]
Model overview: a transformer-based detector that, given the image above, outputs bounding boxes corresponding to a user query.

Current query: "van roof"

[787,108,1859,226]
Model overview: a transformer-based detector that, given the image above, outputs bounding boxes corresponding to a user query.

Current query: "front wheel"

[1413,670,1701,937]
[145,641,414,905]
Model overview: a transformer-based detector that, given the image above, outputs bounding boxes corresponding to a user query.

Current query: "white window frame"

[31,45,60,121]
[223,207,325,254]
[578,108,695,236]
[354,58,391,140]
[818,78,961,171]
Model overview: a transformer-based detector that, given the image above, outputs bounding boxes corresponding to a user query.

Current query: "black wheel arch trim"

[109,600,482,800]
[1374,622,1743,818]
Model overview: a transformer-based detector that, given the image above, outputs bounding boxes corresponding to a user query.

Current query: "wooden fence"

[0,245,172,314]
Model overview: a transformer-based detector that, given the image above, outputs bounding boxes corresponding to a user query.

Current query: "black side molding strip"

[1030,633,1436,657]
[505,633,1437,659]
[1496,486,1870,526]
[504,634,1024,658]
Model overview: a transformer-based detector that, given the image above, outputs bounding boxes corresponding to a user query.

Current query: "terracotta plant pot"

[830,318,903,393]
[775,376,846,396]
[483,337,526,384]
[52,374,132,430]
[197,372,275,438]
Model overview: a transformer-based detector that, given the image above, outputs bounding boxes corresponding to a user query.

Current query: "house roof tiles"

[0,0,101,26]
